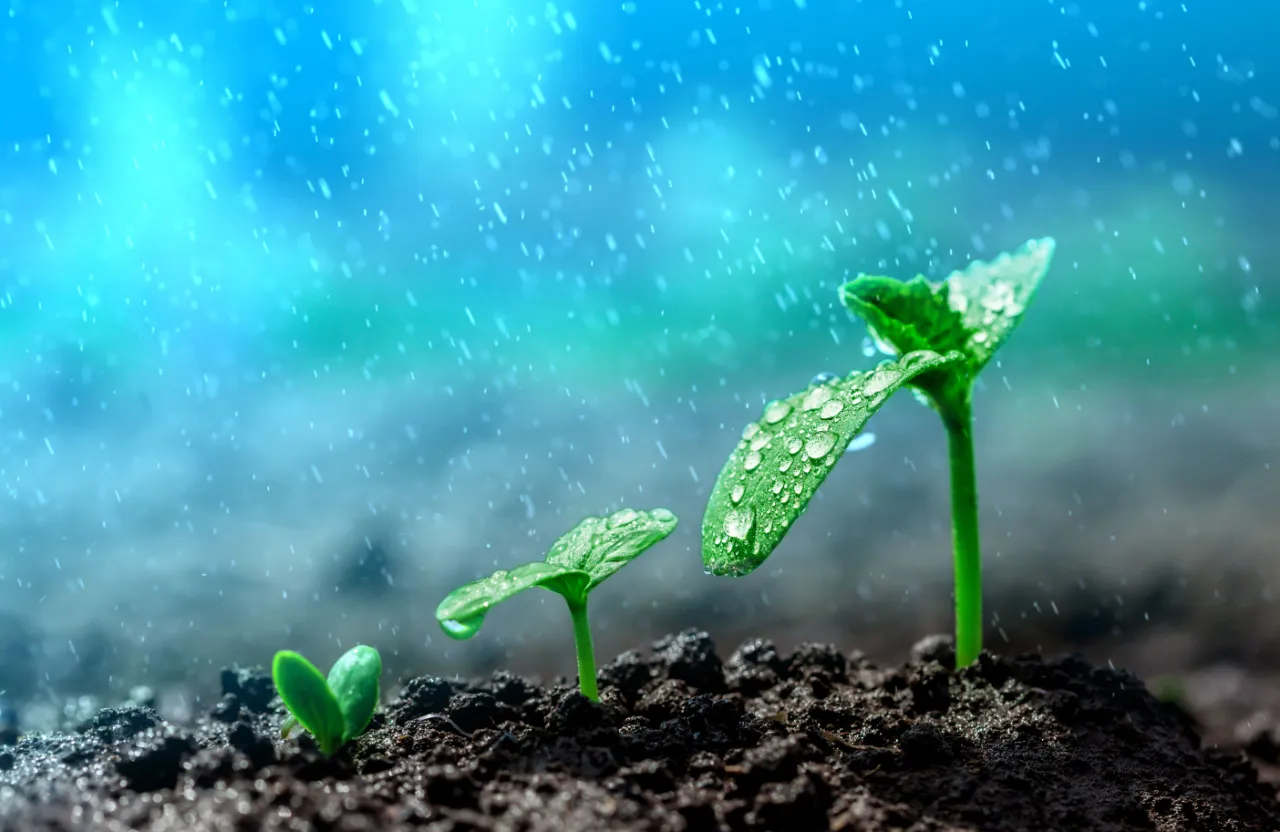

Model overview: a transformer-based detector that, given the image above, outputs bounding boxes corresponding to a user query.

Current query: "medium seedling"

[703,237,1056,669]
[436,507,678,701]
[272,644,382,756]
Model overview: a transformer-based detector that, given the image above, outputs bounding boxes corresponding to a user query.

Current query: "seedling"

[436,507,678,701]
[703,238,1056,669]
[272,644,382,756]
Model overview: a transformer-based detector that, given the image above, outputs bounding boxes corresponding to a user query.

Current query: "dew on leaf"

[804,432,838,459]
[744,451,762,471]
[607,508,639,528]
[724,507,754,540]
[801,384,833,411]
[786,437,802,454]
[730,483,745,504]
[819,400,844,419]
[762,400,792,424]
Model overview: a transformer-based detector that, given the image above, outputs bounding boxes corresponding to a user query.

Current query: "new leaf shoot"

[437,508,678,700]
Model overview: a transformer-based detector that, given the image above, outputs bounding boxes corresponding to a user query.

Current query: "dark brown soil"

[1,631,1277,832]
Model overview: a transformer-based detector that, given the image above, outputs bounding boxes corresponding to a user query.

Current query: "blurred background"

[0,0,1276,717]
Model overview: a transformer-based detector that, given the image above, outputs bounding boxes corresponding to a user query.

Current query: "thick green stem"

[565,597,599,700]
[944,395,982,668]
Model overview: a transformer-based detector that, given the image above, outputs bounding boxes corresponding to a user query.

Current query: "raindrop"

[651,508,676,522]
[809,370,839,385]
[730,483,746,504]
[742,422,761,441]
[804,432,837,459]
[607,508,639,528]
[744,451,763,471]
[819,400,844,419]
[440,618,476,638]
[786,437,803,454]
[749,431,771,452]
[864,369,898,395]
[779,457,793,473]
[763,400,792,424]
[771,480,783,494]
[801,385,833,411]
[724,507,755,540]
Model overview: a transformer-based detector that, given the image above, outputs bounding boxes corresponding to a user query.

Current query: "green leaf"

[545,507,680,591]
[436,562,592,639]
[841,237,1056,380]
[325,645,382,743]
[272,650,345,755]
[701,350,964,577]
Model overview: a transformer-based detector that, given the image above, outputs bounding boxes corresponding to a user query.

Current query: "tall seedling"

[702,238,1056,667]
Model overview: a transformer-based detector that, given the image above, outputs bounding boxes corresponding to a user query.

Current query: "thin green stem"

[944,394,982,668]
[565,597,599,701]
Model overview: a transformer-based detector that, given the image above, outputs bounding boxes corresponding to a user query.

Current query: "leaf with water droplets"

[436,508,678,639]
[840,238,1056,397]
[701,350,963,577]
[435,562,591,640]
[545,507,679,590]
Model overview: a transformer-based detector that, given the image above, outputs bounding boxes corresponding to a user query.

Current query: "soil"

[1,631,1277,832]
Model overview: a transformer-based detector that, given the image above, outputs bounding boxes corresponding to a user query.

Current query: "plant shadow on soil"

[1,631,1278,831]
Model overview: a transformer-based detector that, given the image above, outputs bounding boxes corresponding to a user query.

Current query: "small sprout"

[702,238,1056,670]
[272,644,382,756]
[436,507,678,701]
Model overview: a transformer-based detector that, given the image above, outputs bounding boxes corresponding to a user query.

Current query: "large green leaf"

[545,507,679,591]
[701,350,963,577]
[272,650,346,756]
[840,237,1056,379]
[325,645,382,743]
[436,562,591,639]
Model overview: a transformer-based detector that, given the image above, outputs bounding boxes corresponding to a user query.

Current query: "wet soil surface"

[1,631,1277,831]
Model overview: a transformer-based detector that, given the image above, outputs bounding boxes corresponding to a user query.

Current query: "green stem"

[944,395,982,668]
[566,597,599,701]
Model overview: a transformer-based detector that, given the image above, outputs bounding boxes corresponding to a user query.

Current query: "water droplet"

[763,400,792,424]
[801,385,833,411]
[749,431,771,452]
[809,370,839,385]
[804,432,837,459]
[864,369,897,395]
[744,451,762,471]
[860,336,877,358]
[651,508,676,522]
[607,508,639,528]
[779,457,793,473]
[724,507,754,540]
[742,422,761,440]
[779,491,789,503]
[441,618,476,638]
[819,400,844,419]
[786,437,803,454]
[972,330,989,344]
[771,480,783,494]
[845,432,877,453]
[793,482,802,494]
[730,483,745,504]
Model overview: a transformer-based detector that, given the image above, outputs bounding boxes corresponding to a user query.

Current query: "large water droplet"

[607,508,639,528]
[804,432,837,459]
[724,507,755,540]
[801,384,833,411]
[441,618,477,638]
[864,369,897,395]
[771,480,783,494]
[809,370,839,385]
[744,451,762,471]
[819,400,844,419]
[786,437,802,454]
[763,400,792,424]
[742,422,761,441]
[749,431,771,452]
[779,457,793,473]
[651,508,676,522]
[730,483,745,504]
